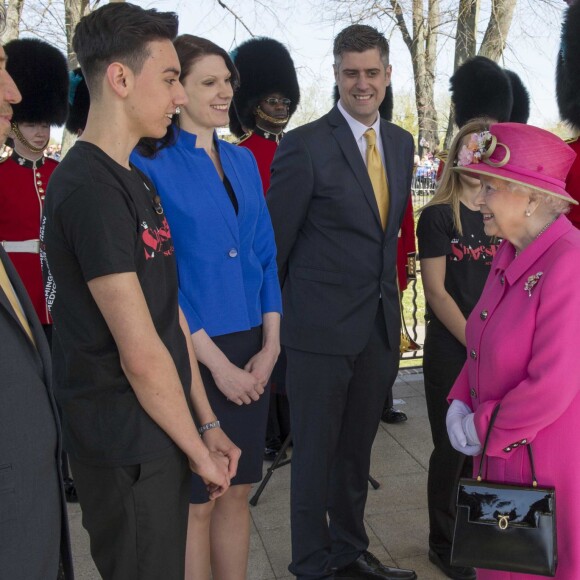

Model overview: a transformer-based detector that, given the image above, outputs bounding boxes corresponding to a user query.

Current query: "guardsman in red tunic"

[229,37,300,195]
[436,57,530,179]
[0,38,76,500]
[557,0,580,228]
[0,39,68,327]
[229,38,300,461]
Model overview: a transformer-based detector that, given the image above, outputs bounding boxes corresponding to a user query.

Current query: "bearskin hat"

[504,70,530,123]
[66,68,90,134]
[556,2,580,129]
[229,37,300,137]
[450,56,513,128]
[332,83,394,122]
[5,38,69,126]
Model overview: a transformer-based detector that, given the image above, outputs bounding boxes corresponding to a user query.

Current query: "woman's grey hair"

[509,182,571,216]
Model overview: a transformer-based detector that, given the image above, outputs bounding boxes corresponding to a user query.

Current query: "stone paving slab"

[68,372,450,579]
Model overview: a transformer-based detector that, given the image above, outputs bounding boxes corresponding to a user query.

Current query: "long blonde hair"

[421,118,492,235]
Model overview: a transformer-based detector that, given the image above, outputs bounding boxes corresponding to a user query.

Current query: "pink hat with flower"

[454,122,578,204]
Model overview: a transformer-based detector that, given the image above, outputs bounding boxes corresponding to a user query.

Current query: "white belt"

[1,239,40,253]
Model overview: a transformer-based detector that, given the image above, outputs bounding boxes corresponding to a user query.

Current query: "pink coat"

[449,215,580,579]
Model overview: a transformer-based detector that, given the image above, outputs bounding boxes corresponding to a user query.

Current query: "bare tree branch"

[216,0,255,37]
[1,0,25,43]
[478,0,517,61]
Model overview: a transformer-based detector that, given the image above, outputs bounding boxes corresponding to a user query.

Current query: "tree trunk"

[443,0,479,149]
[1,0,25,43]
[63,0,90,68]
[60,0,90,159]
[478,0,517,61]
[411,0,439,159]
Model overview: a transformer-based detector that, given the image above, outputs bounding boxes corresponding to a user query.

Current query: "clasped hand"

[212,346,277,405]
[446,399,481,456]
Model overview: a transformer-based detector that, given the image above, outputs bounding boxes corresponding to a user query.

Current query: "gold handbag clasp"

[498,515,510,530]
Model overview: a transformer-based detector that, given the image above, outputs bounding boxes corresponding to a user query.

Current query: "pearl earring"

[525,209,531,217]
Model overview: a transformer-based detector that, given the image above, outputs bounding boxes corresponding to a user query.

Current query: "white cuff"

[448,398,472,418]
[462,413,480,446]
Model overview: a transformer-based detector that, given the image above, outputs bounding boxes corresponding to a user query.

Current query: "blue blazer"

[132,128,281,338]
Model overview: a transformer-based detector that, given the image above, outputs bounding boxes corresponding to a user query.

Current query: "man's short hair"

[73,2,178,96]
[333,25,389,68]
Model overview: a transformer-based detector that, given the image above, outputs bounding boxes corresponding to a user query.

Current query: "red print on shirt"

[450,241,499,264]
[141,216,174,260]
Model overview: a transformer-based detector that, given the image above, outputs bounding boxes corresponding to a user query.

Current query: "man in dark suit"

[0,8,74,577]
[267,25,416,580]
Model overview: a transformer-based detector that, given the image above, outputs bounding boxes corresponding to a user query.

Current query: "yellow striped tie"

[0,260,35,345]
[364,128,390,229]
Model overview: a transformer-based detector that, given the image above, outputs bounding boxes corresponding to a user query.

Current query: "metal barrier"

[400,177,437,364]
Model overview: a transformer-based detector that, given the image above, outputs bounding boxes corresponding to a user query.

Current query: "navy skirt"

[190,325,270,503]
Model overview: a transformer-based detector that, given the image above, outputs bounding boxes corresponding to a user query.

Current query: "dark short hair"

[73,3,178,96]
[333,25,389,67]
[137,35,239,158]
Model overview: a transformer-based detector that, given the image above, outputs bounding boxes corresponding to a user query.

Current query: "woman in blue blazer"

[132,35,281,580]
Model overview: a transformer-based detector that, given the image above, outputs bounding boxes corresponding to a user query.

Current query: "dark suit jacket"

[267,106,414,356]
[0,247,73,579]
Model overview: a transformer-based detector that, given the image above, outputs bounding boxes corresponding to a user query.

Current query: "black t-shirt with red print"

[417,202,500,323]
[41,141,191,467]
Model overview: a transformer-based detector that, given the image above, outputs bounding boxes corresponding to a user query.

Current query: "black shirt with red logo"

[41,141,191,467]
[418,202,500,322]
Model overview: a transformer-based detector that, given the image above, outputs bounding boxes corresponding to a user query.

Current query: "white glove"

[462,412,481,447]
[446,399,482,456]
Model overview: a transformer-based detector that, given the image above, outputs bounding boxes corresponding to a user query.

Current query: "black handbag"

[451,406,557,576]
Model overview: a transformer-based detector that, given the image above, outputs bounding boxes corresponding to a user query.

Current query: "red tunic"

[237,131,279,195]
[397,196,416,291]
[566,138,580,230]
[0,153,58,324]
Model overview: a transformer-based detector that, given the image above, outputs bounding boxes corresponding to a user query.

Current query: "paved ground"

[67,370,450,579]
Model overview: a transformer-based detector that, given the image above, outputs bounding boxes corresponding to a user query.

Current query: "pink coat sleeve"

[447,362,472,408]
[474,245,580,457]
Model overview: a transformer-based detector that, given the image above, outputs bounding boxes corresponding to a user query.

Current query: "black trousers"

[42,325,71,480]
[70,450,190,580]
[265,348,291,449]
[423,319,472,559]
[286,302,399,580]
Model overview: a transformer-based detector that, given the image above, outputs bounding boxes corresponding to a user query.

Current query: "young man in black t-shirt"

[40,4,240,578]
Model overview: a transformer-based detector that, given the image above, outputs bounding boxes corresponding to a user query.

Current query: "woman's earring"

[175,107,181,115]
[525,209,531,217]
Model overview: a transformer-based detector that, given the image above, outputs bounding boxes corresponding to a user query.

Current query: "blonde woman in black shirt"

[417,118,499,580]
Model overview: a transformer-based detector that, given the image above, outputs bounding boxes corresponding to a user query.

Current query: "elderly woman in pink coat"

[446,122,580,579]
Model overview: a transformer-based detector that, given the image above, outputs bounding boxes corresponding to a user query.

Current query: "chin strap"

[11,122,48,154]
[255,106,289,127]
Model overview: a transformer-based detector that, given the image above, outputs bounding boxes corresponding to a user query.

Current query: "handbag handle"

[477,405,538,487]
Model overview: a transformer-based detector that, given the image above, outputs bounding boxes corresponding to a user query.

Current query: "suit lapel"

[330,112,383,231]
[0,248,46,369]
[209,139,240,245]
[380,121,402,240]
[220,143,246,227]
[0,251,25,330]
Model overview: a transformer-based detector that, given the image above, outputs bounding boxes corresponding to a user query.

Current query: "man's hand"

[244,345,279,390]
[202,427,241,480]
[189,449,231,500]
[212,361,264,405]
